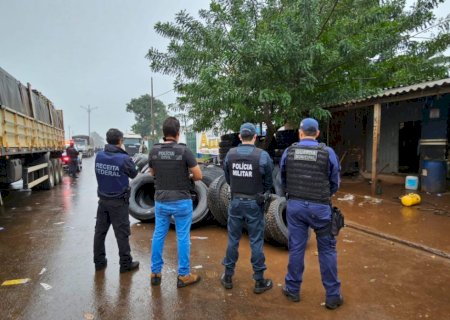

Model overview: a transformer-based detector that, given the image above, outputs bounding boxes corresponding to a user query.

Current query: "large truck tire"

[140,163,149,174]
[133,154,148,171]
[169,181,209,226]
[265,196,288,246]
[219,133,240,164]
[273,166,285,197]
[40,160,55,190]
[275,130,298,149]
[207,175,228,226]
[201,165,223,187]
[52,159,61,185]
[218,180,231,224]
[129,174,156,222]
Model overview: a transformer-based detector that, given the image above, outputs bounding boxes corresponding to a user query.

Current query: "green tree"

[147,0,450,145]
[126,94,168,141]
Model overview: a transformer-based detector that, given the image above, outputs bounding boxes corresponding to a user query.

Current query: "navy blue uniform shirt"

[223,144,273,193]
[95,144,138,199]
[280,139,340,195]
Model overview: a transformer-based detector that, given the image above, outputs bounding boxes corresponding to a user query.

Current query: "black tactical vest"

[150,143,193,191]
[227,146,263,195]
[286,143,331,204]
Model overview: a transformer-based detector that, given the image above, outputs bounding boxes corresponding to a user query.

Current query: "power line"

[154,88,174,98]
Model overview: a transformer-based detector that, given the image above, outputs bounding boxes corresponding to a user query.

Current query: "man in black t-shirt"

[148,117,203,288]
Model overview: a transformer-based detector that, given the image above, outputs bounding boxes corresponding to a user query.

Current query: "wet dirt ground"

[1,158,450,320]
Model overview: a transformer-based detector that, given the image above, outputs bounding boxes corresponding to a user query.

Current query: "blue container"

[421,160,447,193]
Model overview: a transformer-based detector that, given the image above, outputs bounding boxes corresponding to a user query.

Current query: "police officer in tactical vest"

[148,117,203,288]
[93,129,139,273]
[280,118,343,309]
[221,123,274,294]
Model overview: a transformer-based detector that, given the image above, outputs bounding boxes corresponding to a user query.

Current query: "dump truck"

[72,134,94,157]
[0,67,65,195]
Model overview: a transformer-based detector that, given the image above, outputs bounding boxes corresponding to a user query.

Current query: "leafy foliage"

[125,95,168,140]
[147,0,450,143]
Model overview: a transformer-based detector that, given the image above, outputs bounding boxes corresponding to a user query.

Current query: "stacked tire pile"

[127,130,298,247]
[128,155,223,227]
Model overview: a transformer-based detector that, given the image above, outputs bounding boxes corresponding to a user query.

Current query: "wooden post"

[371,103,381,196]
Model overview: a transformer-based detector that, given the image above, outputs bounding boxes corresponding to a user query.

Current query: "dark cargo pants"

[93,198,132,268]
[285,199,341,298]
[222,198,266,280]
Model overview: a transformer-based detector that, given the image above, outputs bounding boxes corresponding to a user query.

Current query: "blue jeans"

[151,199,193,276]
[285,199,341,298]
[222,198,266,280]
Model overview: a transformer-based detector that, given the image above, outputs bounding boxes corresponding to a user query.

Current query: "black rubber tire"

[129,174,156,222]
[273,167,285,197]
[220,133,240,145]
[273,149,285,157]
[275,130,298,149]
[140,163,149,174]
[40,160,55,190]
[265,196,288,246]
[52,159,61,185]
[134,154,148,171]
[218,181,231,225]
[219,141,232,148]
[57,159,64,182]
[201,165,223,187]
[207,175,228,226]
[169,181,209,226]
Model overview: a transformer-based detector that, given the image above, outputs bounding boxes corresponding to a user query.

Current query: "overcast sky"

[0,0,448,139]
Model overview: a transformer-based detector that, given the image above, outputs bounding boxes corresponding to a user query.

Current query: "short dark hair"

[106,128,123,145]
[163,117,180,138]
[302,128,318,137]
[240,133,254,142]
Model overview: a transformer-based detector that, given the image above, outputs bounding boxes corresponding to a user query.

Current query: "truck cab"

[123,133,145,156]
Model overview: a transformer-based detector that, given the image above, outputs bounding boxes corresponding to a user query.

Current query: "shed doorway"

[399,120,421,173]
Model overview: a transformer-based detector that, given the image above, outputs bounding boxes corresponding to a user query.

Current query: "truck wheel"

[265,196,288,246]
[128,174,155,222]
[201,165,223,187]
[52,159,60,185]
[207,175,228,226]
[170,181,209,226]
[273,166,285,197]
[40,161,55,190]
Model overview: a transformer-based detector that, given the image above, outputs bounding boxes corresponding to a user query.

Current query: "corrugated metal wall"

[365,100,423,173]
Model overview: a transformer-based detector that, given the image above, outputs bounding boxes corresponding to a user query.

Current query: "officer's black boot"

[253,278,273,294]
[221,274,233,289]
[120,261,140,273]
[95,259,107,272]
[325,295,344,310]
[282,285,300,302]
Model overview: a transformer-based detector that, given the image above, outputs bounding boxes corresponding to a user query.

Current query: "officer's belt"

[287,195,330,205]
[232,193,257,200]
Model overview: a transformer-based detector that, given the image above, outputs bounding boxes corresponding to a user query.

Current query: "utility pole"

[80,105,99,139]
[150,77,154,143]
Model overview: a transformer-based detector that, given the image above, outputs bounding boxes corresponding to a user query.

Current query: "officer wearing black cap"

[221,123,273,294]
[93,128,139,273]
[280,118,343,309]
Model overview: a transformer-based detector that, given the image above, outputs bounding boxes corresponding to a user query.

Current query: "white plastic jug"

[405,176,419,190]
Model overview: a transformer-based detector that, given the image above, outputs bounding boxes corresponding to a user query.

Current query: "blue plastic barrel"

[421,160,447,193]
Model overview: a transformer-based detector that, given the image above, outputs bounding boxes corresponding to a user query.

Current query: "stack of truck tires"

[126,130,301,247]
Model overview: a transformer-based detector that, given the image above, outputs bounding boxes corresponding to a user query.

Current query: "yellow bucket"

[401,193,421,207]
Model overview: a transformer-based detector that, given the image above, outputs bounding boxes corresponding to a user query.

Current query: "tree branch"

[316,0,339,40]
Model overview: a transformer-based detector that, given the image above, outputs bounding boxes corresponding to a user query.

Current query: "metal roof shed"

[326,78,450,195]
